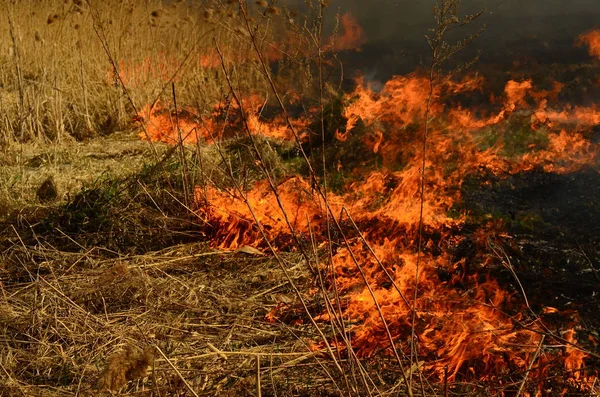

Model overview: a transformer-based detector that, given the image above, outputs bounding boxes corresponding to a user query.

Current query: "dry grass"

[0,236,343,396]
[0,129,381,395]
[0,2,425,396]
[0,0,276,145]
[0,132,168,215]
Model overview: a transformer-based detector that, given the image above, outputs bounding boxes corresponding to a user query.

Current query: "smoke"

[318,0,600,42]
[283,0,600,80]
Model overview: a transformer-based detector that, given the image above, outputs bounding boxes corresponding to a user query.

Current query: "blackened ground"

[460,167,600,329]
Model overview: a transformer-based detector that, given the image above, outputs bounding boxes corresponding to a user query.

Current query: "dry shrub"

[96,344,153,392]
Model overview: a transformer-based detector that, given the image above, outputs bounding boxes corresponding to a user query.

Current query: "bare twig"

[411,1,484,391]
[516,335,545,397]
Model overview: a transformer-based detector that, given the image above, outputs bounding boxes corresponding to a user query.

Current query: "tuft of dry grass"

[96,344,154,392]
[35,175,58,203]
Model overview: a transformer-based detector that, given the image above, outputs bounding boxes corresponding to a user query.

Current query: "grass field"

[1,1,599,396]
[0,2,367,395]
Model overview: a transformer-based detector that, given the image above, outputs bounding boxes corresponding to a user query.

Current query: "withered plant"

[411,0,484,391]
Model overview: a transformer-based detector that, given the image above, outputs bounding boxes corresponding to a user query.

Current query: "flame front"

[135,29,600,388]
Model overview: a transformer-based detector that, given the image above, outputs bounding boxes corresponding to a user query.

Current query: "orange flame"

[578,30,600,59]
[332,13,367,51]
[137,101,209,144]
[132,30,600,387]
[137,94,308,144]
[188,70,599,382]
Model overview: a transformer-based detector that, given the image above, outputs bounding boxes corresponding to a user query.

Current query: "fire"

[578,30,600,59]
[137,101,208,144]
[504,79,533,112]
[195,177,338,249]
[331,13,367,51]
[133,29,600,389]
[564,329,587,380]
[188,70,597,383]
[137,94,309,144]
[519,130,597,173]
[118,11,365,90]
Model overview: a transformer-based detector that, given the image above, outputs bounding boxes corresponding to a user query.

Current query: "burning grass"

[2,121,598,395]
[131,49,600,393]
[2,1,600,396]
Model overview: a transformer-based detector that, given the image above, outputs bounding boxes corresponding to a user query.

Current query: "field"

[1,1,599,396]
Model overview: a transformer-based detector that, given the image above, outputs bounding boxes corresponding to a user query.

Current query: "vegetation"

[1,1,598,396]
[0,0,279,144]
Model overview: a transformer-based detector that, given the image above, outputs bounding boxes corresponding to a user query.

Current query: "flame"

[520,130,597,173]
[331,13,367,51]
[137,101,208,144]
[564,329,587,380]
[132,29,600,387]
[187,70,599,383]
[195,177,341,249]
[137,94,308,144]
[578,30,600,59]
[504,79,533,112]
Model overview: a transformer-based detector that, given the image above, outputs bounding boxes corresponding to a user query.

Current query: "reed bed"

[0,0,271,145]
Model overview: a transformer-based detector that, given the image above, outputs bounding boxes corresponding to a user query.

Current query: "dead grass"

[0,121,354,393]
[0,234,345,396]
[0,132,168,215]
[0,0,275,145]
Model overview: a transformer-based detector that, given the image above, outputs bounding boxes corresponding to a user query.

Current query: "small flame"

[578,30,600,59]
[332,13,367,51]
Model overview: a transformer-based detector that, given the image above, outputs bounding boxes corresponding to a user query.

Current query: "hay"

[0,234,342,395]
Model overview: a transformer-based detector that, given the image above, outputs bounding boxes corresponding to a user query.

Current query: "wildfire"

[136,94,309,144]
[331,13,367,51]
[134,28,600,390]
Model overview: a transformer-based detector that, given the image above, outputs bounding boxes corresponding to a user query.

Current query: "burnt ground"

[461,166,600,337]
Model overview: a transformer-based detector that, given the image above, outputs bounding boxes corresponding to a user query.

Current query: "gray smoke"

[312,0,600,42]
